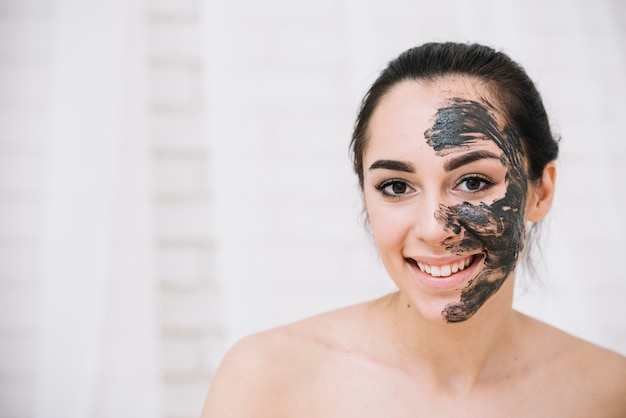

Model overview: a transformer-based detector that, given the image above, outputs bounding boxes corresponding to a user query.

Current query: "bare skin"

[202,77,626,417]
[202,290,626,417]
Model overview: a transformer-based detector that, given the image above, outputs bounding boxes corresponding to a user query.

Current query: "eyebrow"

[444,150,502,172]
[368,159,415,173]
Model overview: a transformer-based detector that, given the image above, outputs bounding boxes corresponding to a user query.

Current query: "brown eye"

[456,176,493,194]
[465,178,482,191]
[375,179,414,198]
[391,182,407,194]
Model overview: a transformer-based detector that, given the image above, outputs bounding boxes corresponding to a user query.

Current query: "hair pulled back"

[350,42,559,189]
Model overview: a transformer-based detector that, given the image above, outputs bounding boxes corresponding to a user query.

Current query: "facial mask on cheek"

[437,187,526,322]
[424,98,528,322]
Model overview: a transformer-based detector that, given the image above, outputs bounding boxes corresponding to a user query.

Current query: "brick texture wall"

[1,0,222,416]
[148,1,221,417]
[0,1,624,417]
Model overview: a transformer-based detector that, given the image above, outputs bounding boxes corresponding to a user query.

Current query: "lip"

[405,254,484,292]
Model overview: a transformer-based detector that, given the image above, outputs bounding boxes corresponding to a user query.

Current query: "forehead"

[365,77,508,158]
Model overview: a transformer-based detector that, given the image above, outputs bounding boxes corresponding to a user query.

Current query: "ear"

[526,162,557,222]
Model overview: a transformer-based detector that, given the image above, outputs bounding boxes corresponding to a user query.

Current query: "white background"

[1,0,625,417]
[206,0,626,352]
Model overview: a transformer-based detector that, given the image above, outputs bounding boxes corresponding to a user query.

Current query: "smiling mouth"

[411,255,477,278]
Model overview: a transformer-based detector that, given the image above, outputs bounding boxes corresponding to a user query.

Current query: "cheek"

[438,202,501,243]
[365,202,410,255]
[438,190,526,260]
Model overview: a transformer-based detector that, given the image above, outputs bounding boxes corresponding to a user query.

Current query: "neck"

[384,278,521,393]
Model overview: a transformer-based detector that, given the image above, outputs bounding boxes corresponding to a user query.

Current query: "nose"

[413,193,462,247]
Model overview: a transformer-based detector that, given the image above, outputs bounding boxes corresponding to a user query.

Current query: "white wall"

[0,0,624,417]
[203,0,626,356]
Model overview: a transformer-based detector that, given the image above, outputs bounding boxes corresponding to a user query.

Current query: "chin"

[399,290,470,325]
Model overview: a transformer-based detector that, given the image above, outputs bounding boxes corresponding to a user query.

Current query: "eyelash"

[374,175,495,199]
[374,179,414,199]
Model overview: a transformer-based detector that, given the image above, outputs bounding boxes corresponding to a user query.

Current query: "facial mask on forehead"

[424,98,528,322]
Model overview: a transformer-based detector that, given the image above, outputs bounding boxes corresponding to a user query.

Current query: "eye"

[375,179,415,198]
[455,175,493,194]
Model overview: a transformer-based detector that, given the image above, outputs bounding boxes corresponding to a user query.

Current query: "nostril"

[442,227,464,245]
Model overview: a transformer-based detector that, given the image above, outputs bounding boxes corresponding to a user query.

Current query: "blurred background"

[1,0,625,416]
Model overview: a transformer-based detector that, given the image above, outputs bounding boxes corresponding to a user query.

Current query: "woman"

[202,42,626,417]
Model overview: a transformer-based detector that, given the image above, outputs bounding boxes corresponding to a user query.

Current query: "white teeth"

[415,256,474,278]
[440,265,451,277]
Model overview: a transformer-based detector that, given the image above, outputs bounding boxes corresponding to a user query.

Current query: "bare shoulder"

[200,331,285,417]
[201,300,378,418]
[520,313,626,416]
[565,334,626,415]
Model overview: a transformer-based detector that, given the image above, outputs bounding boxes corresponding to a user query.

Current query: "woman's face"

[363,77,530,323]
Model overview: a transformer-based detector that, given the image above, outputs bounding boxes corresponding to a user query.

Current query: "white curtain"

[36,0,160,416]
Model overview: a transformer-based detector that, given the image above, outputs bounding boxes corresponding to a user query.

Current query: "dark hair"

[350,42,559,189]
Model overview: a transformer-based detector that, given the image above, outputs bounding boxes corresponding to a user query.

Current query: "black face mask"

[424,98,528,323]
